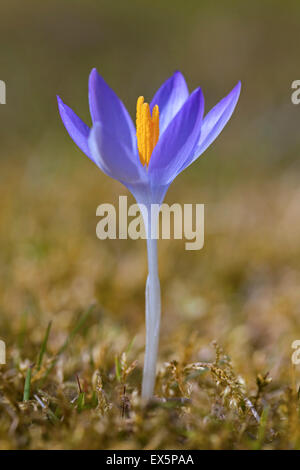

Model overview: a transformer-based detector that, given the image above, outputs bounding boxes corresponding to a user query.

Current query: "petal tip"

[173,69,184,78]
[89,67,98,84]
[234,81,242,95]
[57,95,66,116]
[192,87,205,111]
[173,70,187,86]
[57,95,64,107]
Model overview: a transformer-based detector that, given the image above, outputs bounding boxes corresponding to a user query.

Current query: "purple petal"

[88,123,146,185]
[150,71,189,134]
[180,81,241,172]
[88,68,137,154]
[148,88,204,186]
[57,96,92,161]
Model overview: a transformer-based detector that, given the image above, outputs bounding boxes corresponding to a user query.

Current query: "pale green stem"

[141,207,161,400]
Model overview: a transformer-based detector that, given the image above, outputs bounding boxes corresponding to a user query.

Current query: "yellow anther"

[136,96,159,167]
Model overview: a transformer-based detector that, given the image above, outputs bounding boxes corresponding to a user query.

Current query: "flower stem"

[142,213,161,400]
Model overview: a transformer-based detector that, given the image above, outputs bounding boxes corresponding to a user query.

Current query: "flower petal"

[180,81,241,172]
[148,88,204,186]
[88,122,146,185]
[88,68,137,153]
[57,96,92,160]
[150,71,189,134]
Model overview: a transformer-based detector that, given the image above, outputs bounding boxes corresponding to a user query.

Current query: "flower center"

[136,96,159,167]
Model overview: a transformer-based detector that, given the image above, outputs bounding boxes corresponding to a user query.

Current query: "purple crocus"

[57,69,241,400]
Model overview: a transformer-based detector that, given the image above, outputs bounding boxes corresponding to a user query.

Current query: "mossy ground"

[1,157,300,450]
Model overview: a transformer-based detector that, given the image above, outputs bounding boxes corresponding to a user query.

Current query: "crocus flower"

[57,69,241,400]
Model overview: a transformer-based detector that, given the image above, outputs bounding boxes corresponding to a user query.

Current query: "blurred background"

[1,0,300,449]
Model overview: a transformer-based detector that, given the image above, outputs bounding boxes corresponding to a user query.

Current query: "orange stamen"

[136,96,159,166]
